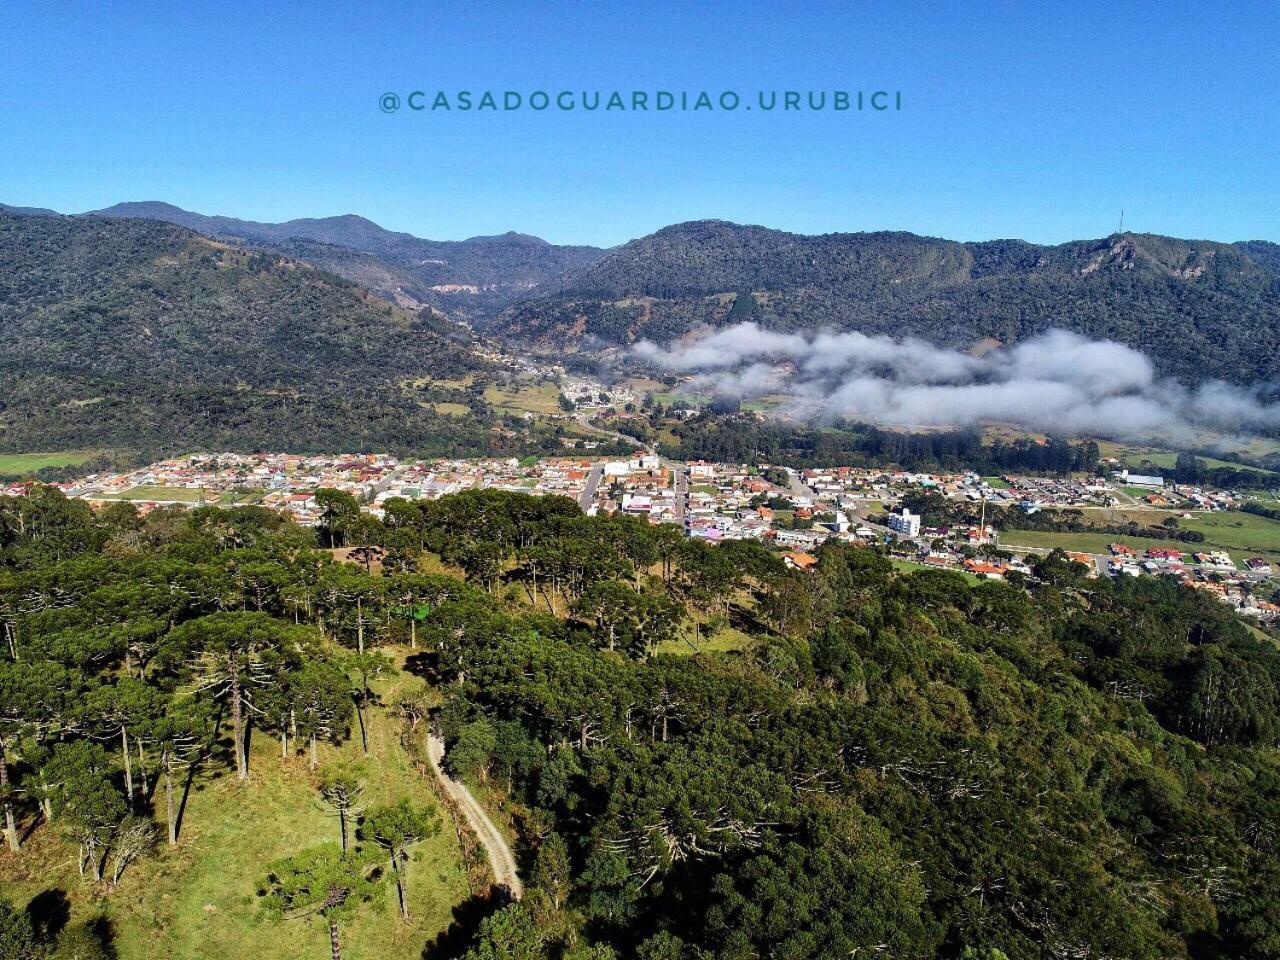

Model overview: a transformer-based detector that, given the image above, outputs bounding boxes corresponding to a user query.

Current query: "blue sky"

[2,0,1277,246]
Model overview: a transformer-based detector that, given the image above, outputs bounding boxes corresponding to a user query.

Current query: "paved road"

[574,412,656,454]
[579,463,604,513]
[426,731,524,900]
[669,460,688,524]
[783,467,820,503]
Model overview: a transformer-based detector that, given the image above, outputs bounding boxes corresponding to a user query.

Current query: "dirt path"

[426,730,523,900]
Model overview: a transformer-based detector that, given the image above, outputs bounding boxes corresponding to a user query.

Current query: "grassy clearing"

[1180,511,1280,558]
[890,559,984,584]
[1002,529,1177,557]
[618,377,665,394]
[0,451,99,474]
[415,551,466,580]
[407,376,474,390]
[431,401,472,417]
[1120,485,1166,499]
[483,382,562,416]
[0,669,470,960]
[982,476,1012,489]
[1003,510,1280,568]
[104,485,215,503]
[741,395,791,413]
[1094,440,1278,477]
[654,392,710,408]
[657,622,756,656]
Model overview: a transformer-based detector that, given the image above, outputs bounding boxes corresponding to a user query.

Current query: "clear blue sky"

[2,0,1277,246]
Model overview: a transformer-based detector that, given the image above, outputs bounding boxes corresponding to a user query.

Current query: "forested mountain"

[11,201,1280,389]
[0,203,59,218]
[20,202,1280,385]
[86,202,607,320]
[0,213,505,455]
[3,486,1280,959]
[492,220,1280,383]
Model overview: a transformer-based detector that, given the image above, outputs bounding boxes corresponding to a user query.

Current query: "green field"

[1003,509,1280,569]
[1121,485,1168,499]
[0,670,470,960]
[656,620,757,656]
[1002,529,1182,557]
[654,391,711,408]
[0,451,98,474]
[890,558,984,584]
[430,401,472,417]
[1183,511,1280,557]
[741,395,791,413]
[483,381,563,415]
[105,485,216,503]
[982,476,1012,489]
[1131,452,1276,475]
[1096,442,1278,477]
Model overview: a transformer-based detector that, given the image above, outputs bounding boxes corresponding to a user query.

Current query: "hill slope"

[0,213,498,454]
[492,220,1280,383]
[87,201,607,320]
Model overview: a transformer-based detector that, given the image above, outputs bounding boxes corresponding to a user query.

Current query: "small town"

[15,449,1277,625]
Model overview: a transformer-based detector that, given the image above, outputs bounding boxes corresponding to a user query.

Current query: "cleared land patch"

[0,451,99,474]
[483,382,562,416]
[0,671,470,960]
[1003,510,1280,569]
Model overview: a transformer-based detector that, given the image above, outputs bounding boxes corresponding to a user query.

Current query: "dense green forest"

[3,486,1280,958]
[668,413,1103,474]
[84,203,607,322]
[494,220,1280,384]
[0,214,581,458]
[27,206,1280,387]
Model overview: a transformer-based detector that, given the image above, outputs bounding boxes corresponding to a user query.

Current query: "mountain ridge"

[7,201,1279,383]
[491,219,1280,384]
[77,201,608,318]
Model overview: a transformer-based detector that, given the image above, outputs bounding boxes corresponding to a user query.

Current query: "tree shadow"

[18,810,42,845]
[24,888,70,943]
[86,915,120,959]
[402,650,442,681]
[420,890,508,960]
[174,749,204,843]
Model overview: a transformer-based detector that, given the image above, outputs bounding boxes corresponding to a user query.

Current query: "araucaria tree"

[359,799,442,921]
[293,660,355,770]
[318,764,364,852]
[160,612,314,781]
[257,843,383,960]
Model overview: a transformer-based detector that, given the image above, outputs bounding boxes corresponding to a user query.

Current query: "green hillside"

[86,202,607,321]
[0,213,499,456]
[494,221,1280,384]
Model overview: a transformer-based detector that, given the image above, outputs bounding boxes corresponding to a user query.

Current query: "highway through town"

[578,463,604,513]
[670,459,688,524]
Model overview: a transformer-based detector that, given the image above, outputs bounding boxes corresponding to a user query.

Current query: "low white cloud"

[632,323,1280,444]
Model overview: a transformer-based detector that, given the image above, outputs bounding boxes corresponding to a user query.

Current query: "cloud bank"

[633,324,1280,444]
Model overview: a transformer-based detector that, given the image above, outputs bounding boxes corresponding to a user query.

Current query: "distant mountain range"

[81,201,607,320]
[6,201,1280,384]
[0,202,59,217]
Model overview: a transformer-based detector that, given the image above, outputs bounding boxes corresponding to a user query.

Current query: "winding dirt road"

[426,730,524,900]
